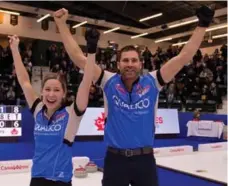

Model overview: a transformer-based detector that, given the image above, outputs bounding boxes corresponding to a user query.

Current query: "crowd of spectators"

[157,44,227,111]
[0,39,227,112]
[46,43,104,107]
[0,42,32,105]
[46,42,227,112]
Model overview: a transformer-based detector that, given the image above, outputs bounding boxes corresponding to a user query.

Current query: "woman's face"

[42,79,65,111]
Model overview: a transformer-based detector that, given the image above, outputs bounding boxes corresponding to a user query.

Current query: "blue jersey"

[98,71,162,149]
[30,98,85,182]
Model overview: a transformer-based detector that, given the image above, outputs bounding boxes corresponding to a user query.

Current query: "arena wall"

[0,14,169,53]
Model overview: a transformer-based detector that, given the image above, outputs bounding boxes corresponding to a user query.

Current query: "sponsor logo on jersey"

[58,172,64,178]
[113,95,150,110]
[115,84,126,94]
[55,113,66,120]
[34,124,62,132]
[136,85,150,97]
[53,113,66,124]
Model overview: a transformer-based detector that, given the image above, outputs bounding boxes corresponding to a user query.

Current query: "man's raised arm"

[155,6,215,85]
[53,8,102,83]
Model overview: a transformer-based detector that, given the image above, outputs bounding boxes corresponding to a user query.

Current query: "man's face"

[117,50,142,80]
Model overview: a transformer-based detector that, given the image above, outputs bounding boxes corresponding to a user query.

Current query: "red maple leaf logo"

[94,112,105,131]
[11,128,18,135]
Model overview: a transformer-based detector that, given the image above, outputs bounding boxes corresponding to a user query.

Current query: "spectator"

[49,46,59,69]
[6,86,16,101]
[201,85,209,102]
[26,44,32,59]
[88,84,102,107]
[153,56,162,70]
[193,49,202,62]
[1,47,12,72]
[193,109,201,120]
[213,48,220,58]
[51,64,61,73]
[166,83,176,104]
[66,94,75,105]
[60,50,68,62]
[46,45,52,66]
[61,60,68,73]
[166,45,173,58]
[1,35,226,113]
[220,44,227,60]
[193,77,202,93]
[1,83,8,93]
[208,82,222,107]
[172,46,179,57]
[142,47,152,71]
[176,80,188,104]
[110,51,117,69]
[0,83,6,103]
[199,65,213,82]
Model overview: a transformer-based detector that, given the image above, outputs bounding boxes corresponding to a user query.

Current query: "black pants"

[30,177,72,186]
[102,150,159,186]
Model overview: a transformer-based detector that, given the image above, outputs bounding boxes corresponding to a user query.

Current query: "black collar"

[42,104,66,125]
[42,104,65,112]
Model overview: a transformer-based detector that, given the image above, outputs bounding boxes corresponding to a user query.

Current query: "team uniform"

[97,70,164,186]
[29,98,85,186]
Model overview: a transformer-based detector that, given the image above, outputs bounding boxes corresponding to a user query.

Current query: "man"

[142,47,153,71]
[54,5,214,186]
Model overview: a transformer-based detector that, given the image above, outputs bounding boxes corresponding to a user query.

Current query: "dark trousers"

[102,150,159,186]
[30,177,72,186]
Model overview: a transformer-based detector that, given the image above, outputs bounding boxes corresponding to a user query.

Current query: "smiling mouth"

[125,68,135,71]
[47,99,57,104]
[125,70,136,74]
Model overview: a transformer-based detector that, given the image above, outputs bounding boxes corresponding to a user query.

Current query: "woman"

[8,33,98,186]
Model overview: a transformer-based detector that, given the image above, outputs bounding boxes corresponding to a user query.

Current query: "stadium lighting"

[72,21,88,28]
[131,33,148,39]
[139,13,163,22]
[37,14,50,23]
[0,10,20,15]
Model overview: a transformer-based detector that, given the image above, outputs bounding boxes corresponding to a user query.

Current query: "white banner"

[76,108,180,136]
[0,157,90,174]
[154,109,180,134]
[0,128,22,136]
[0,160,32,174]
[187,120,224,138]
[198,142,227,152]
[154,145,193,157]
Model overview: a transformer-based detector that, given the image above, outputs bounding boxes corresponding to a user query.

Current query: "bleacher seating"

[0,40,226,113]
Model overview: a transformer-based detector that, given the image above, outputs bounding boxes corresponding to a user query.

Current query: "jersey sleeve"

[148,70,165,91]
[96,70,116,89]
[64,102,85,144]
[30,98,44,118]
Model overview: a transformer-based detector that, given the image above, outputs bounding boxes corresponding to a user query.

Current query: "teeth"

[47,100,56,103]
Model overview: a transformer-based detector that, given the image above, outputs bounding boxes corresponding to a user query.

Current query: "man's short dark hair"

[117,45,142,62]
